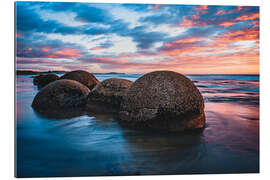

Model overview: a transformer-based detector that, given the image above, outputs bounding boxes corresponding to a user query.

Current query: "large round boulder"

[119,71,205,132]
[32,79,90,115]
[87,78,132,113]
[33,74,59,89]
[60,70,99,90]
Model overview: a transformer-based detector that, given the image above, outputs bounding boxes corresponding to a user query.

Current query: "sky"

[16,2,259,74]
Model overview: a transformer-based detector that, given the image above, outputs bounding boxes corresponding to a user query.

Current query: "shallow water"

[15,74,259,177]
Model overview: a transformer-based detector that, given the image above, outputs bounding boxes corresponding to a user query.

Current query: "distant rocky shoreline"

[16,70,126,75]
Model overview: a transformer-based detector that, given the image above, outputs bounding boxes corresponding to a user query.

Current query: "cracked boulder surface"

[87,78,132,113]
[60,70,99,90]
[119,71,205,132]
[32,79,90,116]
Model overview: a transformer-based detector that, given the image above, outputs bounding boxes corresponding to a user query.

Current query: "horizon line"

[16,69,260,75]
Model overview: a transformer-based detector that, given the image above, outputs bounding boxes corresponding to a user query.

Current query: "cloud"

[16,32,84,59]
[176,5,259,29]
[195,5,208,11]
[121,25,167,49]
[216,29,259,43]
[148,4,163,10]
[17,46,83,59]
[16,2,80,35]
[216,9,226,15]
[219,21,237,27]
[15,2,259,74]
[236,12,259,21]
[16,2,185,51]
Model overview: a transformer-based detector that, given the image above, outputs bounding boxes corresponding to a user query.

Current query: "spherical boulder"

[60,70,99,90]
[33,74,59,89]
[32,79,90,114]
[119,71,205,132]
[87,78,132,113]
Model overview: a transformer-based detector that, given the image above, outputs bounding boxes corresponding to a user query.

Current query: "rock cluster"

[31,70,205,132]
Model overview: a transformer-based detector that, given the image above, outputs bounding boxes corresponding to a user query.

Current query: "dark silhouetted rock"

[119,71,205,132]
[32,79,90,115]
[60,70,99,90]
[16,70,41,75]
[33,74,59,89]
[87,78,132,113]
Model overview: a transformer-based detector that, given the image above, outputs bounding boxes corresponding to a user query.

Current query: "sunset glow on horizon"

[16,2,259,74]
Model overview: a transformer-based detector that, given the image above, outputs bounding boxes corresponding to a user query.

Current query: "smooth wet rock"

[33,74,59,89]
[32,79,90,114]
[60,70,99,90]
[87,78,132,113]
[119,71,205,132]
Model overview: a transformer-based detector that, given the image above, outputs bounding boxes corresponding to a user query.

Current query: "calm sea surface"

[16,74,259,177]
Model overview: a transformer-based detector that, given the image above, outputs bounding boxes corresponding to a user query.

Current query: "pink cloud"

[216,29,259,43]
[148,4,163,9]
[178,5,211,27]
[195,5,208,14]
[179,15,207,27]
[229,6,244,14]
[236,12,259,21]
[91,47,103,51]
[41,46,53,52]
[219,21,237,27]
[216,9,226,15]
[179,16,197,27]
[54,48,83,58]
[195,5,208,11]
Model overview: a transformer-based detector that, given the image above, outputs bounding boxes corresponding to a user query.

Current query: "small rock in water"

[33,74,59,89]
[119,71,205,132]
[87,78,132,113]
[60,70,99,90]
[32,79,90,115]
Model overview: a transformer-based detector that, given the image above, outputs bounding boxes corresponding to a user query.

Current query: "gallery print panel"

[15,1,259,177]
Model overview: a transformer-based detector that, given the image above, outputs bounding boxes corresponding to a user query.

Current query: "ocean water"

[15,73,259,177]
